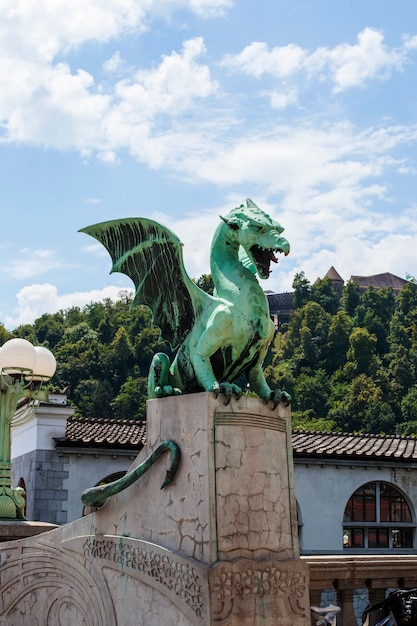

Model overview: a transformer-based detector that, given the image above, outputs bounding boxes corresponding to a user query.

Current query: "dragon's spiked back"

[79,218,207,350]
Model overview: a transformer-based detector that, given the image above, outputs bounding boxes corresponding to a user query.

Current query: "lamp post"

[0,338,56,520]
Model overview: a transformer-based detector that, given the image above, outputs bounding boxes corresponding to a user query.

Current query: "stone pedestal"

[0,393,310,625]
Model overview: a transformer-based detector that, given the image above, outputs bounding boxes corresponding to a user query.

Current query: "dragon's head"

[221,198,290,279]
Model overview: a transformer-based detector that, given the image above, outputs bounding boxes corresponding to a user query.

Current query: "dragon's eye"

[250,225,264,234]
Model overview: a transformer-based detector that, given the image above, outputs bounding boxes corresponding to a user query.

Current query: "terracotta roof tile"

[292,431,417,462]
[55,418,417,462]
[402,439,417,458]
[393,438,409,457]
[55,416,147,449]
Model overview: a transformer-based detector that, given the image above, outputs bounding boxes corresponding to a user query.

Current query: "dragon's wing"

[79,217,210,349]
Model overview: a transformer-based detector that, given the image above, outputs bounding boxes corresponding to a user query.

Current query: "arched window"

[82,471,126,516]
[343,482,414,550]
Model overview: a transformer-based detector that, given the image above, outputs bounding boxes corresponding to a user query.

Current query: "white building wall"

[62,450,137,522]
[294,460,417,554]
[10,400,417,551]
[11,403,73,457]
[11,400,140,524]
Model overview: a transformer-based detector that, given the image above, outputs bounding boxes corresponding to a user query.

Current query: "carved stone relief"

[0,541,116,625]
[80,536,208,622]
[208,558,310,626]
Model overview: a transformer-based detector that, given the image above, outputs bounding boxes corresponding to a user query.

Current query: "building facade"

[10,397,417,562]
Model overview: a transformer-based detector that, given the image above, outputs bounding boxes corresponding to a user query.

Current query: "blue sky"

[1,0,417,330]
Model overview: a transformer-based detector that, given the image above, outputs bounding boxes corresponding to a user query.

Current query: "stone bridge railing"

[303,554,417,626]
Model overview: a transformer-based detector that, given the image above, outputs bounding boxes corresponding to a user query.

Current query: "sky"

[1,0,417,330]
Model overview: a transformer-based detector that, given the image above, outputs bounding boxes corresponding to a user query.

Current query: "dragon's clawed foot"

[155,385,182,398]
[266,389,291,410]
[212,382,242,405]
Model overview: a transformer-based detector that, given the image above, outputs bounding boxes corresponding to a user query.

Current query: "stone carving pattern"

[210,564,308,622]
[0,545,115,625]
[83,537,205,619]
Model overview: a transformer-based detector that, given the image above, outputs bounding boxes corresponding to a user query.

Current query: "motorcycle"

[311,604,341,625]
[362,588,417,626]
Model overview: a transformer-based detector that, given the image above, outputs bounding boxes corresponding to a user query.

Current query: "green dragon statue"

[80,198,290,408]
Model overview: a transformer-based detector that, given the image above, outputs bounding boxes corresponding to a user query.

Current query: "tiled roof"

[56,417,417,462]
[325,266,344,282]
[292,431,417,462]
[55,416,147,449]
[350,272,408,292]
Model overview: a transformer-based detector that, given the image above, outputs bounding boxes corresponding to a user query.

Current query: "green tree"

[292,272,311,309]
[292,413,335,432]
[0,324,12,345]
[10,324,37,344]
[297,301,332,370]
[386,344,416,410]
[63,306,84,327]
[293,369,329,418]
[341,280,361,317]
[311,277,340,314]
[363,401,396,434]
[134,326,171,376]
[109,326,134,374]
[326,310,353,371]
[361,286,396,325]
[84,301,106,330]
[265,360,296,401]
[400,387,417,423]
[97,311,114,344]
[396,281,417,317]
[112,374,148,420]
[194,273,214,295]
[33,312,65,348]
[74,379,114,418]
[345,328,378,377]
[330,374,383,432]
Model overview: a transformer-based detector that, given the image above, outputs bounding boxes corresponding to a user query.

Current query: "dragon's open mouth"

[250,245,281,279]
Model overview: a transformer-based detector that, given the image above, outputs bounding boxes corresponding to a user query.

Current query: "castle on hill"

[267,266,409,329]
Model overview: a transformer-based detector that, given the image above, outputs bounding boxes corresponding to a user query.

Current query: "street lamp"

[0,338,56,520]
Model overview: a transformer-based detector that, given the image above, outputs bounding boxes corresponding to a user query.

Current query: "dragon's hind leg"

[148,353,182,399]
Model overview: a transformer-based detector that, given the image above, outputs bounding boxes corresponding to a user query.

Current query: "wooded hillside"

[1,274,416,434]
[266,273,417,434]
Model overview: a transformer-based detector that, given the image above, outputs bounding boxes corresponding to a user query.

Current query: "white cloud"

[82,243,110,257]
[114,38,217,119]
[5,283,134,329]
[0,1,148,63]
[188,122,417,194]
[84,197,102,205]
[221,41,306,78]
[313,27,405,92]
[0,36,218,159]
[0,0,231,64]
[1,249,70,280]
[222,28,416,93]
[186,0,232,18]
[1,17,416,184]
[0,5,416,328]
[270,89,298,109]
[103,51,124,74]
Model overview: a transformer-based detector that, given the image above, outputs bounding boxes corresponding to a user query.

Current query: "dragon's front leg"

[193,352,242,405]
[192,310,242,405]
[148,353,182,399]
